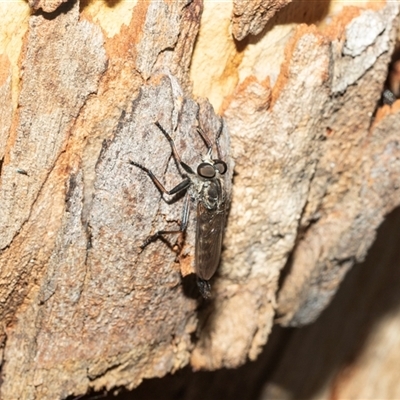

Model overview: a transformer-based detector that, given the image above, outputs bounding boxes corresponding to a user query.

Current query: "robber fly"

[130,120,228,298]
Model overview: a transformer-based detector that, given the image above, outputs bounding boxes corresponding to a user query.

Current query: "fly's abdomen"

[195,201,225,281]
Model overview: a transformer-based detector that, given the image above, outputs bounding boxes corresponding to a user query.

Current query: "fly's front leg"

[196,126,213,155]
[155,122,195,175]
[140,192,191,250]
[196,117,224,160]
[215,118,224,160]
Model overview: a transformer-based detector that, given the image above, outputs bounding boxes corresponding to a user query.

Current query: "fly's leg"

[155,122,195,175]
[129,160,190,243]
[140,192,190,249]
[129,159,191,250]
[215,118,224,161]
[129,161,190,197]
[196,126,213,155]
[196,117,224,160]
[130,122,193,250]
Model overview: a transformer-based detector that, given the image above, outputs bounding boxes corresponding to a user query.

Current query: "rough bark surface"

[122,206,400,400]
[232,0,293,40]
[260,206,400,400]
[0,0,399,398]
[28,0,67,13]
[277,4,400,325]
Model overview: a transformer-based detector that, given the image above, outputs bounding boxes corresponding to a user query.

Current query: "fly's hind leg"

[138,191,191,251]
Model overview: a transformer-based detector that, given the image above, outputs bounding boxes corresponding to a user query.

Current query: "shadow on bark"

[81,206,400,400]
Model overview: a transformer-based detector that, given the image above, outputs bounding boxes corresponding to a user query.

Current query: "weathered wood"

[0,0,399,398]
[232,0,293,40]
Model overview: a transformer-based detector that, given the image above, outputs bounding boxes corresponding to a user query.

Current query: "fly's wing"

[195,202,226,281]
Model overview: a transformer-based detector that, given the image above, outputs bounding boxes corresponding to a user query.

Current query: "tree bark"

[260,206,400,400]
[0,0,399,398]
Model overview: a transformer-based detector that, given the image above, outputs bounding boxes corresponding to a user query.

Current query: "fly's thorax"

[187,155,228,209]
[187,173,225,207]
[201,179,221,210]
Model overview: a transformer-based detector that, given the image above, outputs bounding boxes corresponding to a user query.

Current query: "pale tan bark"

[0,0,399,398]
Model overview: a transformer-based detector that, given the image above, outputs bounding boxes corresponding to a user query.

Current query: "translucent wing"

[195,201,226,281]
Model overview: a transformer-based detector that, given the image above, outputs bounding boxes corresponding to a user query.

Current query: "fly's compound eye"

[197,163,215,179]
[213,160,227,175]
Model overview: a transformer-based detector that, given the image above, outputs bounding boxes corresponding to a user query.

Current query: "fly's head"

[196,155,228,210]
[197,151,227,180]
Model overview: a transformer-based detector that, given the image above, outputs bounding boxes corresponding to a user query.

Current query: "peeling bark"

[232,0,293,40]
[28,0,68,13]
[277,4,400,325]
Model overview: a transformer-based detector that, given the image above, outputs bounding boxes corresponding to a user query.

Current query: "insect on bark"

[130,120,228,298]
